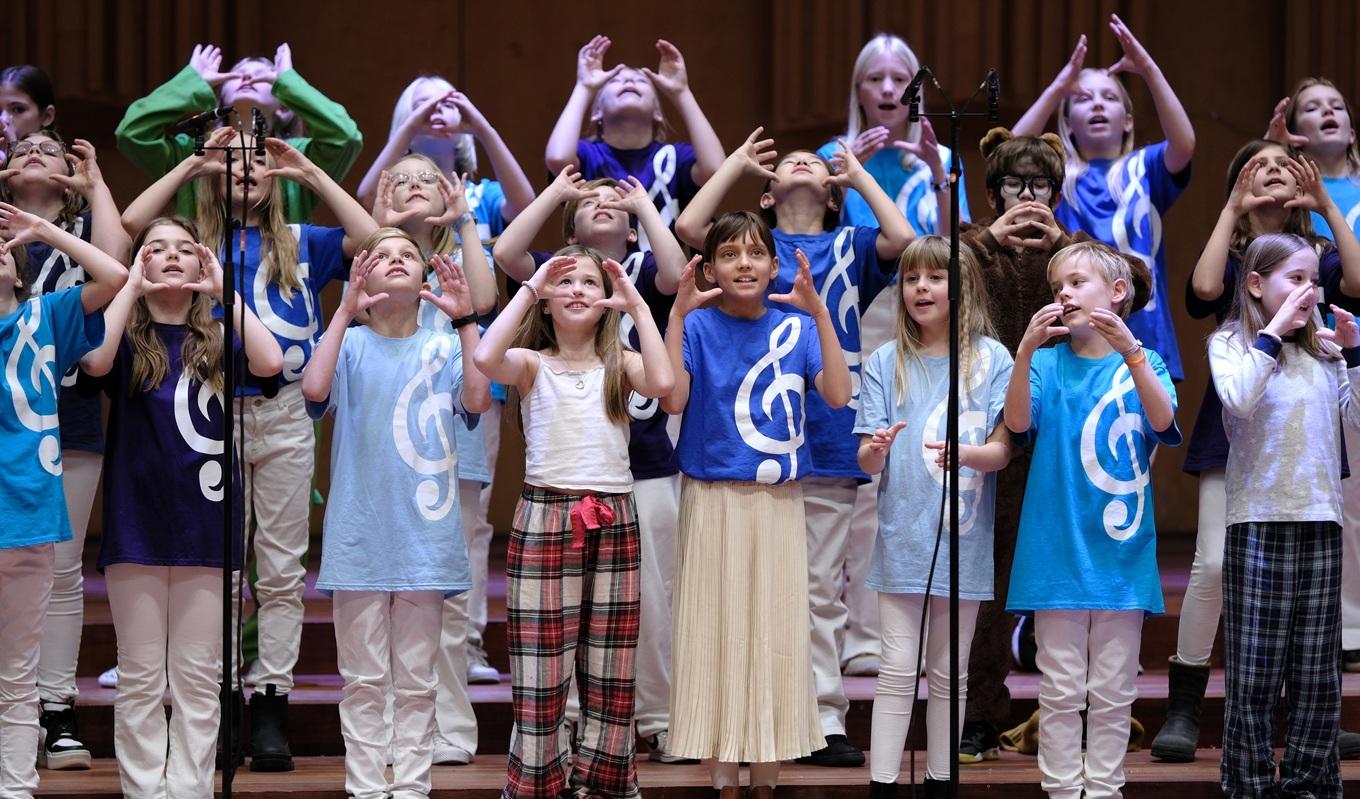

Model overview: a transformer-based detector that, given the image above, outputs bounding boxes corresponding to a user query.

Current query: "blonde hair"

[392,76,478,177]
[844,34,924,172]
[891,236,995,404]
[1219,233,1339,367]
[586,67,668,143]
[1057,69,1137,216]
[193,141,301,298]
[508,245,630,426]
[1285,77,1360,178]
[127,217,225,394]
[1047,241,1140,318]
[226,57,302,138]
[389,152,458,258]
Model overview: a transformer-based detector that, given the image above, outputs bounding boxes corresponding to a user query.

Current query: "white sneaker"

[433,739,473,765]
[97,666,118,689]
[467,642,500,685]
[842,653,881,676]
[646,730,698,765]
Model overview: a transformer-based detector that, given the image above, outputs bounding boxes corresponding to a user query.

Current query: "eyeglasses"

[9,141,63,158]
[997,175,1055,199]
[391,171,440,188]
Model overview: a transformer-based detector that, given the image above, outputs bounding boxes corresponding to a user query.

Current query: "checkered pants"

[503,486,641,799]
[1221,521,1343,799]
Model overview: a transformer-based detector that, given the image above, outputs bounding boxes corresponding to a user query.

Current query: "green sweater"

[115,66,363,224]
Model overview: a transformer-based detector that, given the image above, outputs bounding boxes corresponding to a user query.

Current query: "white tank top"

[521,353,632,492]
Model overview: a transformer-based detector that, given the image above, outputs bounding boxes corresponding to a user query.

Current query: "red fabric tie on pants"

[568,495,616,549]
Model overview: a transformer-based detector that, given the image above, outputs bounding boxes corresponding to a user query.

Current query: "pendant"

[575,378,586,390]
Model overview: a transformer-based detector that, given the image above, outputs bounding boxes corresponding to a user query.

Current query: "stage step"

[31,752,1360,798]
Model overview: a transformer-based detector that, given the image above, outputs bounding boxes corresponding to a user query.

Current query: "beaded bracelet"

[524,283,541,302]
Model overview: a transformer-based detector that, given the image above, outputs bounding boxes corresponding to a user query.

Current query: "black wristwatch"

[450,313,479,330]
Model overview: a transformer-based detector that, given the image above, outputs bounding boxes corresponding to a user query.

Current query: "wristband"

[1120,338,1144,359]
[449,312,478,330]
[931,179,949,193]
[453,211,476,230]
[1123,349,1146,368]
[524,283,541,303]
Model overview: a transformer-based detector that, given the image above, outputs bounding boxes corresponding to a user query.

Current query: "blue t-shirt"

[854,338,1012,598]
[0,287,104,549]
[576,139,699,252]
[1312,175,1360,241]
[23,212,104,455]
[466,178,507,242]
[530,249,677,480]
[676,306,824,484]
[309,326,474,595]
[1007,343,1181,615]
[815,141,971,236]
[771,226,895,480]
[226,224,347,391]
[1055,141,1190,381]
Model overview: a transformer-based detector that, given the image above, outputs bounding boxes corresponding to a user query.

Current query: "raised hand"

[577,35,623,92]
[0,202,50,251]
[1318,304,1360,348]
[728,127,778,182]
[892,117,945,177]
[592,257,647,314]
[849,126,891,164]
[340,250,390,317]
[402,89,458,138]
[420,254,475,319]
[1053,35,1089,93]
[182,244,225,302]
[260,138,317,183]
[183,127,235,179]
[372,170,423,228]
[273,43,293,76]
[0,119,14,168]
[1019,303,1070,355]
[1009,202,1064,250]
[128,246,170,297]
[599,175,650,215]
[50,139,106,198]
[526,254,585,301]
[826,139,868,189]
[867,421,907,456]
[1263,279,1321,339]
[672,256,721,317]
[1105,14,1155,78]
[1283,157,1328,211]
[641,39,689,98]
[189,43,241,87]
[1265,97,1310,148]
[1226,157,1274,215]
[424,172,473,227]
[1089,307,1138,353]
[446,91,489,135]
[767,249,825,315]
[549,165,595,203]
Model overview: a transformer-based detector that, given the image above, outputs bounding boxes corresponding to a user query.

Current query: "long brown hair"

[1224,139,1321,259]
[508,244,629,426]
[127,217,225,394]
[1219,233,1339,367]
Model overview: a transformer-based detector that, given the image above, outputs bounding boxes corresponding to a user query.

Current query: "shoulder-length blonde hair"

[844,34,923,172]
[1057,69,1137,217]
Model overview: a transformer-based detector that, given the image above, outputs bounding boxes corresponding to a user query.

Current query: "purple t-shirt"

[23,212,104,455]
[1182,244,1357,475]
[576,139,699,251]
[93,326,273,571]
[531,249,676,479]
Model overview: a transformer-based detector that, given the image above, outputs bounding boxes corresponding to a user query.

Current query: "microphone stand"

[901,66,1000,799]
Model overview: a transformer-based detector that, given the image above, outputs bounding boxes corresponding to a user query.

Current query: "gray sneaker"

[467,641,501,685]
[647,730,699,764]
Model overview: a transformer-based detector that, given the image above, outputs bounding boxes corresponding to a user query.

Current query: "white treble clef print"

[251,226,319,382]
[1079,363,1150,540]
[918,347,993,535]
[818,227,864,409]
[174,369,226,501]
[5,299,62,475]
[615,252,660,422]
[638,144,678,254]
[392,335,459,521]
[1112,150,1160,312]
[734,316,806,484]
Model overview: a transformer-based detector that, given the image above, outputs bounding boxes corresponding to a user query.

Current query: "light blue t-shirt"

[0,287,103,549]
[1312,175,1360,241]
[770,226,894,480]
[417,257,490,485]
[466,178,507,243]
[1007,343,1181,615]
[228,224,347,390]
[676,306,824,484]
[1055,141,1190,382]
[853,338,1012,598]
[308,326,474,595]
[815,142,971,236]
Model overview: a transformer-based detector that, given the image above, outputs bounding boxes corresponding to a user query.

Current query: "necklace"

[552,352,598,390]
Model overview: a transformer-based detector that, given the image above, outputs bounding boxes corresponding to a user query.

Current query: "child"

[473,247,673,799]
[663,211,850,797]
[545,36,724,250]
[303,227,489,799]
[80,217,283,798]
[115,42,362,222]
[1209,232,1360,798]
[0,201,126,799]
[1,130,130,769]
[1155,141,1360,762]
[1004,242,1178,799]
[493,167,690,762]
[855,237,1012,798]
[0,65,57,163]
[676,129,913,767]
[1013,14,1195,382]
[121,130,378,770]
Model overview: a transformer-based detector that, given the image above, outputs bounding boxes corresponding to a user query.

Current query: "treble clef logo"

[392,335,459,521]
[615,252,659,422]
[639,144,678,253]
[734,316,806,483]
[1080,363,1151,540]
[918,347,992,535]
[174,369,226,501]
[250,225,318,381]
[5,299,62,475]
[1112,151,1160,312]
[896,165,938,235]
[818,227,863,408]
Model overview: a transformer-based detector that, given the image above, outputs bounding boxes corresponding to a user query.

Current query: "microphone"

[903,69,927,122]
[986,69,1001,123]
[171,106,233,135]
[252,108,267,156]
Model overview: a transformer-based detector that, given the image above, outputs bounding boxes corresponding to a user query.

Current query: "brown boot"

[749,786,774,799]
[718,787,746,799]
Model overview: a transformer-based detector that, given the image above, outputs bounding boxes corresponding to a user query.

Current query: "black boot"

[922,777,949,799]
[868,781,898,799]
[216,690,245,770]
[1149,656,1210,762]
[249,684,294,772]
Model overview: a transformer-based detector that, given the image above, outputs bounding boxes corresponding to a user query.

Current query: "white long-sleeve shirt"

[1209,328,1360,526]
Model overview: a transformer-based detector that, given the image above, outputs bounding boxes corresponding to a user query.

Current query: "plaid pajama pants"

[504,486,641,799]
[1221,520,1343,799]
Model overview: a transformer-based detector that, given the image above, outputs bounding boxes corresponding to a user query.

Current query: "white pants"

[870,593,980,783]
[843,475,883,664]
[106,565,222,799]
[335,590,442,799]
[232,384,314,691]
[1035,610,1143,799]
[432,479,486,754]
[0,544,53,799]
[1176,468,1226,665]
[804,476,860,735]
[1342,429,1360,650]
[37,451,101,704]
[467,400,501,647]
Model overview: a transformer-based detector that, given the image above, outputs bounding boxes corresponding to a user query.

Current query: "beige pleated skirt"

[668,477,825,763]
